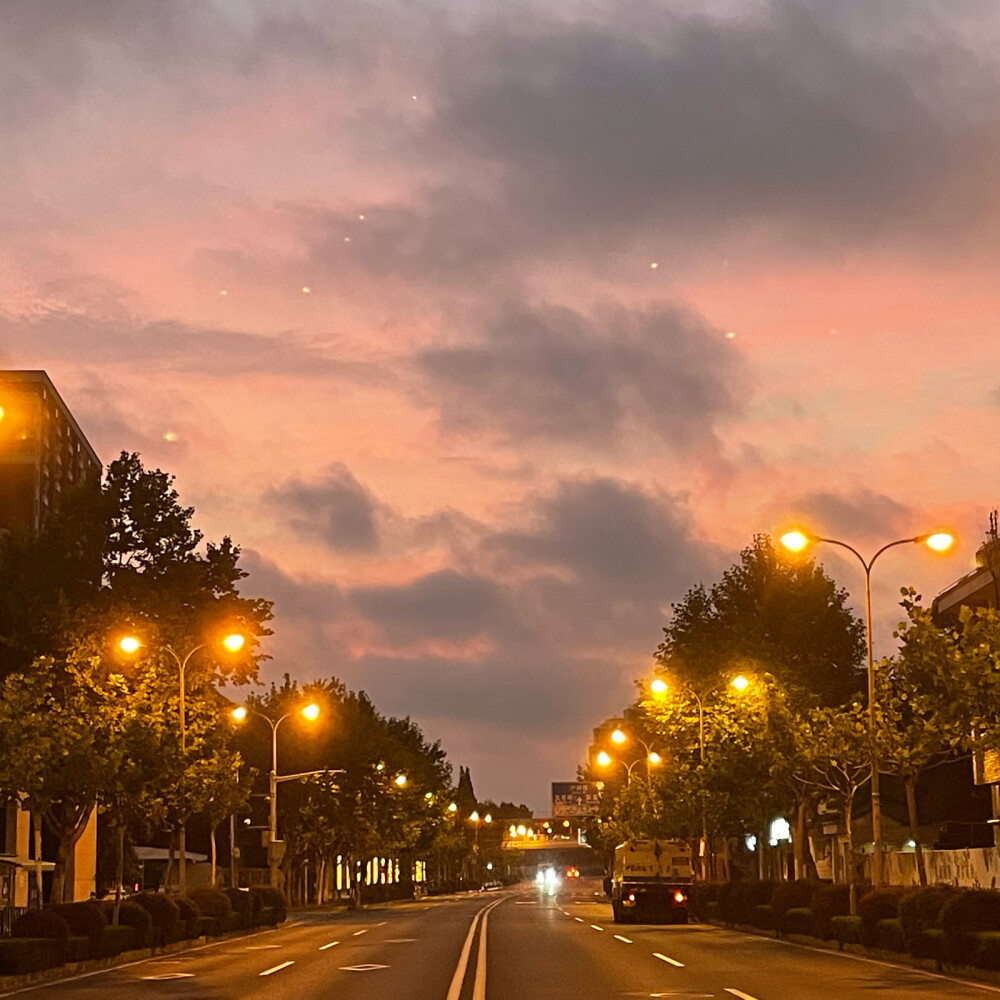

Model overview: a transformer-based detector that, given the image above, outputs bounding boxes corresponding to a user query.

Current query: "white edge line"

[725,991,760,1000]
[259,961,294,977]
[0,928,280,998]
[614,935,633,944]
[653,952,684,967]
[319,941,340,951]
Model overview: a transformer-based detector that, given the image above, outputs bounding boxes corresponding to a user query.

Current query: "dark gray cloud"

[351,568,518,645]
[789,488,911,540]
[267,464,381,553]
[431,2,1000,253]
[416,301,745,450]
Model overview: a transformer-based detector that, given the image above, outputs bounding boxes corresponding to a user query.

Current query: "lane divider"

[445,897,506,1000]
[319,941,340,951]
[590,925,604,932]
[259,961,294,977]
[574,917,585,922]
[725,991,760,1000]
[353,929,368,936]
[613,935,632,944]
[653,953,684,967]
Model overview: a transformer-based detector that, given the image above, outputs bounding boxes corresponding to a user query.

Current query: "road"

[2,881,998,1000]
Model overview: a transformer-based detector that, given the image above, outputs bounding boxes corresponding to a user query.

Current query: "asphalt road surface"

[3,881,998,1000]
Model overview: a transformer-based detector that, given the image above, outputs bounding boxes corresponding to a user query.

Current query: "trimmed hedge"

[780,907,817,937]
[0,939,57,975]
[941,889,1000,966]
[48,902,107,946]
[93,924,135,959]
[195,916,218,937]
[102,900,153,949]
[731,881,779,927]
[62,937,92,963]
[831,915,863,946]
[873,918,906,953]
[898,885,961,953]
[964,931,1000,970]
[857,887,908,947]
[249,886,287,924]
[12,908,71,941]
[770,880,814,922]
[132,893,179,945]
[752,904,775,931]
[689,882,725,920]
[811,883,851,940]
[187,887,231,922]
[224,888,255,929]
[175,897,201,938]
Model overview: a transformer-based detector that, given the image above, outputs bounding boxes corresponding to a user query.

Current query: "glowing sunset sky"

[3,0,999,810]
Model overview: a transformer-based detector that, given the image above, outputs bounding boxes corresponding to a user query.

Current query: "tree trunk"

[844,790,858,915]
[114,823,125,925]
[210,822,218,887]
[904,776,927,886]
[165,834,176,892]
[32,811,43,907]
[317,857,327,905]
[47,803,93,902]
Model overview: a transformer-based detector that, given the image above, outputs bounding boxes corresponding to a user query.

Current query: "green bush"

[220,912,243,933]
[940,889,1000,966]
[195,915,218,937]
[257,906,276,926]
[688,882,724,920]
[188,887,231,921]
[49,901,107,945]
[716,882,739,924]
[831,915,863,946]
[811,883,851,939]
[964,931,1000,970]
[898,885,963,953]
[174,897,201,938]
[62,936,92,963]
[857,887,909,947]
[908,928,944,960]
[752,904,775,930]
[780,907,817,937]
[0,939,58,975]
[132,893,179,945]
[12,908,71,941]
[224,888,254,929]
[92,924,135,959]
[728,881,779,926]
[873,918,906,952]
[249,886,287,924]
[770,880,814,921]
[102,900,153,949]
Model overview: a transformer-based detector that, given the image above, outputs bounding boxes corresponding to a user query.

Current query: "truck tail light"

[673,891,687,904]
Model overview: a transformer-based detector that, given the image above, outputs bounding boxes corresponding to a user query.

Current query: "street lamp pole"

[781,530,953,885]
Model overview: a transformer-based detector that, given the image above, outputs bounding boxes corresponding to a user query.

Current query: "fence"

[887,846,1000,888]
[0,906,29,938]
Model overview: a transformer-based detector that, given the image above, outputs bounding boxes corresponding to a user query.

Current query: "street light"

[780,528,954,884]
[596,748,662,785]
[231,701,323,888]
[119,630,246,894]
[648,672,751,878]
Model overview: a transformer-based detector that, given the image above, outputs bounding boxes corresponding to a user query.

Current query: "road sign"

[552,781,601,817]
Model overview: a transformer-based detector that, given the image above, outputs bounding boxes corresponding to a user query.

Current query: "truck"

[607,839,694,924]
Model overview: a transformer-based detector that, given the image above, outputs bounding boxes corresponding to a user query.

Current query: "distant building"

[0,370,101,538]
[932,511,1000,624]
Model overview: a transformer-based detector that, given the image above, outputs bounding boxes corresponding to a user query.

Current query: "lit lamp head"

[394,773,407,787]
[484,813,493,824]
[301,702,321,722]
[596,750,613,768]
[731,674,750,693]
[780,529,814,553]
[118,636,142,655]
[231,705,248,722]
[922,532,954,553]
[649,677,668,696]
[448,802,458,813]
[610,728,627,745]
[648,751,663,766]
[470,810,480,823]
[222,632,246,653]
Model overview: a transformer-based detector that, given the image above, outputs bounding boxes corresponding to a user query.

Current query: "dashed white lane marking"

[319,941,340,950]
[340,964,389,972]
[245,944,281,950]
[590,924,604,931]
[574,917,585,922]
[375,921,387,926]
[653,952,684,967]
[385,938,417,943]
[353,929,369,936]
[141,974,194,981]
[725,991,760,1000]
[614,935,633,944]
[259,961,294,976]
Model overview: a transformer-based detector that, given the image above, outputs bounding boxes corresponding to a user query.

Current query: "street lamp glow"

[231,705,248,722]
[596,750,613,767]
[301,702,321,721]
[611,728,627,745]
[648,751,663,766]
[731,674,750,692]
[924,532,954,552]
[119,636,142,654]
[222,632,246,652]
[780,530,812,553]
[516,824,527,836]
[448,802,458,813]
[470,810,480,823]
[484,813,493,824]
[650,678,668,695]
[394,773,407,787]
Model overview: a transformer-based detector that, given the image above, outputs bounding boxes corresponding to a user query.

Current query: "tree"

[657,535,866,709]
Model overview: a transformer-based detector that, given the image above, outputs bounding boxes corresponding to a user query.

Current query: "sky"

[2,0,999,812]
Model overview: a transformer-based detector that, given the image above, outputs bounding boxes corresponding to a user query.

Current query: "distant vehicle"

[607,839,693,924]
[564,866,580,878]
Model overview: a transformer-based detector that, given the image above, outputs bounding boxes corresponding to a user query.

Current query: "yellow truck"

[608,839,694,924]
